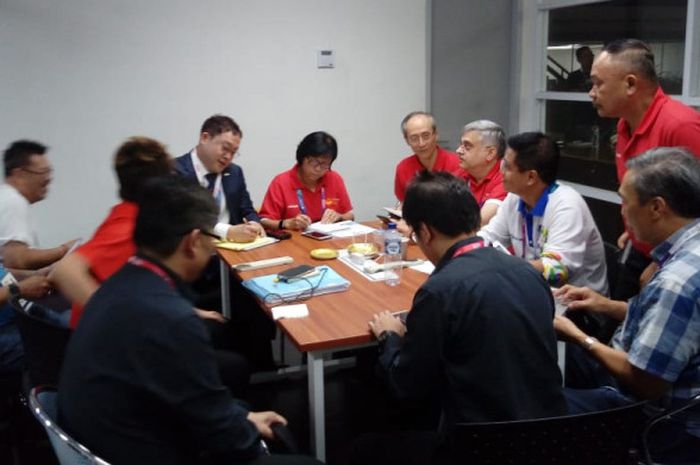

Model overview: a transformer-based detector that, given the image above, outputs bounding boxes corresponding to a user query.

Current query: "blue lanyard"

[296,187,326,216]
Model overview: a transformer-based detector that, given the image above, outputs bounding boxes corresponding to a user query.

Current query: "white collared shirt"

[190,150,231,238]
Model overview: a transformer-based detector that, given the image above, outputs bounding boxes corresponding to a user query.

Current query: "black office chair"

[448,401,647,465]
[10,298,72,389]
[639,393,700,465]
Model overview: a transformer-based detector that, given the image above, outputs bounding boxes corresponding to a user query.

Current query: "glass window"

[542,0,688,191]
[545,0,687,93]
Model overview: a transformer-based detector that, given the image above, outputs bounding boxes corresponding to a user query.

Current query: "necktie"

[205,173,217,192]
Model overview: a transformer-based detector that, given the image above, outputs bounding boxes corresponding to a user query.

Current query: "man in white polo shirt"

[0,140,76,270]
[479,132,608,295]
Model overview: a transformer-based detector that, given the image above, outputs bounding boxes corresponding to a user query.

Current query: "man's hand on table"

[369,311,407,339]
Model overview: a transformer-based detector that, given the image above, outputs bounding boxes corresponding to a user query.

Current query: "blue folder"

[242,265,350,305]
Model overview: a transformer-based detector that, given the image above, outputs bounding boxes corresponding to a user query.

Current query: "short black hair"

[626,147,700,218]
[575,46,592,60]
[114,137,173,202]
[403,171,480,237]
[3,140,47,177]
[200,114,242,138]
[507,132,559,185]
[295,131,338,165]
[134,176,218,257]
[602,38,658,83]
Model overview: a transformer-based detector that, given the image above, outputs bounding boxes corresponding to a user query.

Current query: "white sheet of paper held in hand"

[271,303,310,320]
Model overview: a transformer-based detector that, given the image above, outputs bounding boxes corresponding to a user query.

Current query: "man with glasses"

[175,114,265,243]
[393,111,461,204]
[362,171,565,464]
[58,176,318,465]
[176,115,275,371]
[456,120,508,226]
[0,140,77,270]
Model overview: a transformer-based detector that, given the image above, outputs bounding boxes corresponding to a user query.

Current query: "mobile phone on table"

[301,230,332,241]
[277,264,316,282]
[376,214,392,225]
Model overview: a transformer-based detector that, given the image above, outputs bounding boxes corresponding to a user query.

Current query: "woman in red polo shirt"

[259,131,354,230]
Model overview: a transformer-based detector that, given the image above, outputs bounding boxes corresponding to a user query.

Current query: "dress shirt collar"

[518,182,559,217]
[434,236,484,274]
[133,253,196,304]
[651,218,700,267]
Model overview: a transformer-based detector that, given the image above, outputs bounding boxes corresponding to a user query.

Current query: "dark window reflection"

[546,0,687,93]
[546,101,619,190]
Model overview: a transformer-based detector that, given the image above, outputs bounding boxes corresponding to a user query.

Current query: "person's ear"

[625,74,638,95]
[648,196,665,220]
[199,132,211,146]
[419,222,434,244]
[181,230,199,258]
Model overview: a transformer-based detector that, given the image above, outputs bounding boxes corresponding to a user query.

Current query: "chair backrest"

[29,386,110,465]
[449,401,646,465]
[11,299,72,388]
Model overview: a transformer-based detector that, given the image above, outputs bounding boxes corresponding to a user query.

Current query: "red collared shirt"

[394,146,461,202]
[69,201,138,328]
[259,166,353,222]
[465,162,507,208]
[616,87,700,253]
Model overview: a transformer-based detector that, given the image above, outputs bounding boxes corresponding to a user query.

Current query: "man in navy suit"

[176,115,275,370]
[175,115,264,242]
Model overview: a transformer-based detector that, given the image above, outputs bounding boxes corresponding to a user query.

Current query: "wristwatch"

[583,335,598,351]
[8,283,21,299]
[376,330,397,351]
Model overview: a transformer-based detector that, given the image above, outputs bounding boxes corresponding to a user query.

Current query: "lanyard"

[296,187,326,216]
[128,256,175,289]
[520,220,542,259]
[451,239,486,259]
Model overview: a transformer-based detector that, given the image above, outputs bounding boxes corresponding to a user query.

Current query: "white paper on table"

[271,304,310,320]
[331,223,376,238]
[411,261,435,275]
[306,220,355,234]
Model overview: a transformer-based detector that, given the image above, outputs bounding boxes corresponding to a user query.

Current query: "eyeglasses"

[200,230,220,240]
[306,158,332,171]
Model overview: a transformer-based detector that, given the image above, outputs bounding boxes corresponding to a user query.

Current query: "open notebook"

[215,236,278,251]
[242,265,350,305]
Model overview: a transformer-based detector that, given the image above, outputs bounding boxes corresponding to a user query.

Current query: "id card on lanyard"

[296,187,326,218]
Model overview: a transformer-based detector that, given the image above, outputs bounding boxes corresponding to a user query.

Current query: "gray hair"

[626,147,700,218]
[462,120,506,158]
[401,111,436,137]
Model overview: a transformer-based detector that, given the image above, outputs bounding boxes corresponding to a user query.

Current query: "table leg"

[557,340,566,384]
[220,259,231,319]
[308,351,325,461]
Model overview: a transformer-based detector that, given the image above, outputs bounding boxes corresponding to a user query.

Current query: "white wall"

[0,0,427,246]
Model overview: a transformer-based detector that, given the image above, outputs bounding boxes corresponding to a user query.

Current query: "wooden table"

[216,228,428,460]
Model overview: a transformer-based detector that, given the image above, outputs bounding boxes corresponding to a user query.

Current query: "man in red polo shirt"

[394,111,461,203]
[590,38,700,299]
[455,120,507,226]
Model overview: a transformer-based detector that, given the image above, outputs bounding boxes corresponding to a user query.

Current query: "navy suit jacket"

[175,153,260,225]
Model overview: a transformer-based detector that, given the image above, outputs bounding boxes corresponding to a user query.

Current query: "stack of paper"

[242,265,350,305]
[306,220,376,238]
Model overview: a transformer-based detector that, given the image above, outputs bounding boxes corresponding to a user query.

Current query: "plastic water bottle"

[384,222,402,286]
